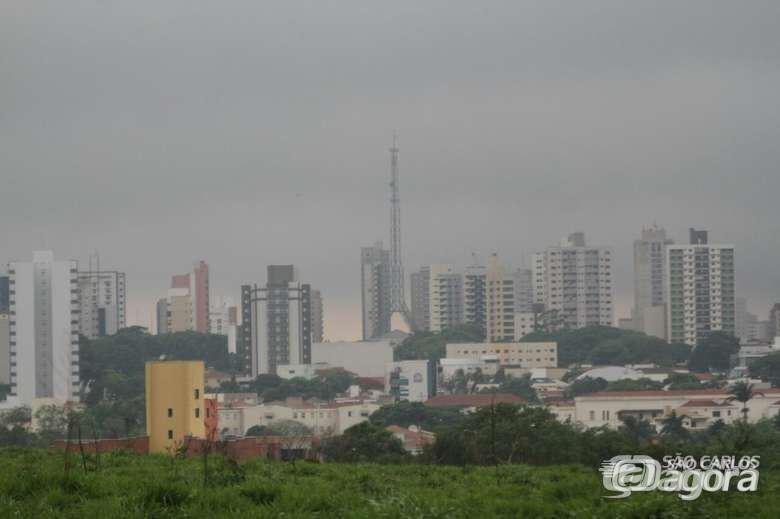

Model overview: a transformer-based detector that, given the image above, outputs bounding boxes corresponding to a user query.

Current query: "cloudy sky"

[2,1,779,339]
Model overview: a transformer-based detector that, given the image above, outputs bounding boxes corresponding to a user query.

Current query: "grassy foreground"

[0,448,778,518]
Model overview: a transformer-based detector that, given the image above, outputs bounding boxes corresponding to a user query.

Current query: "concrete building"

[311,340,392,378]
[243,265,312,377]
[145,361,206,454]
[570,388,780,431]
[770,303,780,340]
[155,298,169,334]
[7,252,80,405]
[360,242,392,340]
[310,289,324,343]
[439,358,499,386]
[632,225,673,339]
[0,314,9,385]
[513,312,536,340]
[533,232,614,329]
[156,261,210,334]
[409,267,430,332]
[513,268,533,314]
[732,339,780,370]
[446,342,558,368]
[666,230,736,345]
[0,275,9,314]
[385,360,435,402]
[227,397,381,437]
[486,254,515,342]
[209,296,238,354]
[429,265,463,332]
[77,269,126,339]
[464,264,487,335]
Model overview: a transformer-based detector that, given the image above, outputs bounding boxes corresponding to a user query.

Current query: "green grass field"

[1,448,778,518]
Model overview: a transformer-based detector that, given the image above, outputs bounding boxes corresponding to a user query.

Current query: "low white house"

[568,388,780,432]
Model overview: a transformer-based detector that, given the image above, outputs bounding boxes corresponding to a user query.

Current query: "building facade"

[209,295,238,354]
[632,225,673,339]
[310,289,324,343]
[311,340,393,378]
[486,254,515,342]
[0,314,9,385]
[409,266,430,332]
[445,342,558,368]
[244,265,312,377]
[77,270,126,339]
[145,361,206,454]
[385,360,435,402]
[769,303,780,340]
[8,251,80,405]
[513,268,533,314]
[360,242,391,340]
[533,232,614,329]
[464,264,487,335]
[666,230,736,345]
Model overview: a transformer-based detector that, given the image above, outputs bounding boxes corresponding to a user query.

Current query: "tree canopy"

[688,332,739,373]
[394,324,484,363]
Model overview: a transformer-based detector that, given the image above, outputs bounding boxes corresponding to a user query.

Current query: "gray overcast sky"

[2,1,779,339]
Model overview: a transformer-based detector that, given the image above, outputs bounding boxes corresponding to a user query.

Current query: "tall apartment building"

[533,232,614,329]
[666,229,736,345]
[769,304,780,340]
[156,261,210,334]
[243,265,312,377]
[77,269,126,339]
[310,289,324,343]
[8,251,80,405]
[409,267,430,332]
[632,225,673,339]
[513,268,533,313]
[486,254,515,342]
[209,296,238,353]
[360,242,392,340]
[0,275,9,313]
[410,264,464,332]
[428,265,464,332]
[464,264,487,335]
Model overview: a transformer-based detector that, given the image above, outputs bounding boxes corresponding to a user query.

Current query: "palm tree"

[660,411,690,442]
[726,382,764,422]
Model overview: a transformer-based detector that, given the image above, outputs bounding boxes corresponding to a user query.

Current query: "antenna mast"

[388,134,415,330]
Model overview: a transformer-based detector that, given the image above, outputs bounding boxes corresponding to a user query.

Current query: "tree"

[660,411,690,442]
[726,382,764,422]
[605,378,664,392]
[0,406,32,429]
[664,372,704,390]
[370,402,465,431]
[564,377,608,399]
[750,352,780,387]
[394,324,484,363]
[618,416,655,444]
[323,422,408,463]
[688,331,739,373]
[498,374,538,403]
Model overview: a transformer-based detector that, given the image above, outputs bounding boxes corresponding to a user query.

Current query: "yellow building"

[145,361,205,454]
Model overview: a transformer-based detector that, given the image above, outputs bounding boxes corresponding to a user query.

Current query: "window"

[168,408,173,418]
[602,410,610,421]
[194,389,200,399]
[589,410,595,421]
[195,408,200,418]
[713,411,721,418]
[167,430,173,439]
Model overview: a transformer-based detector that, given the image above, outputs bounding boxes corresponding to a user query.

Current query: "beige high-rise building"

[486,254,515,342]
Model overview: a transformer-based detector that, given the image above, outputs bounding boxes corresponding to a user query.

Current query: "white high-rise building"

[209,295,238,354]
[8,251,80,405]
[632,225,673,339]
[243,265,313,377]
[533,232,613,329]
[666,229,736,346]
[78,269,126,339]
[428,264,463,333]
[486,254,515,342]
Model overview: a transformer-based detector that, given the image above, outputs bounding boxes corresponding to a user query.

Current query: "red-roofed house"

[386,425,435,455]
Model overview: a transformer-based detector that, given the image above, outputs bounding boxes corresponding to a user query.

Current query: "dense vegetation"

[522,326,691,367]
[394,324,485,363]
[0,447,778,518]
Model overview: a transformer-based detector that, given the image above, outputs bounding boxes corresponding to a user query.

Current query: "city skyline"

[3,2,779,340]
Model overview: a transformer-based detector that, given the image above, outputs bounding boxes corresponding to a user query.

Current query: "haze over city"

[2,1,779,340]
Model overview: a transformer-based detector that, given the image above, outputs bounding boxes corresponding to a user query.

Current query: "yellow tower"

[145,361,205,454]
